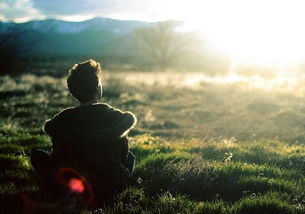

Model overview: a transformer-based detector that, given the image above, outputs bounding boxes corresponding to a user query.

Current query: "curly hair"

[67,59,102,103]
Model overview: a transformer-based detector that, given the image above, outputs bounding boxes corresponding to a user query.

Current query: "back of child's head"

[67,59,102,103]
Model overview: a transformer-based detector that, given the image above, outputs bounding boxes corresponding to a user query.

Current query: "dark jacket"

[44,103,137,185]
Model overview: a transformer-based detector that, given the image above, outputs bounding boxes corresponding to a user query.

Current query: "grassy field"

[0,71,304,213]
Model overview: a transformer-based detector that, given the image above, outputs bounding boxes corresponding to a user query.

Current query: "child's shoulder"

[52,107,75,119]
[93,103,137,123]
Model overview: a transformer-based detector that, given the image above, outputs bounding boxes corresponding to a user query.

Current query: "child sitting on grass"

[31,59,137,203]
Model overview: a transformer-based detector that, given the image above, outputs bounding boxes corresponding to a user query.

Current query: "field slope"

[0,73,304,213]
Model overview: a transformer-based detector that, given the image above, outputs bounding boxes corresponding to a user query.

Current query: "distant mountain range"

[0,17,150,57]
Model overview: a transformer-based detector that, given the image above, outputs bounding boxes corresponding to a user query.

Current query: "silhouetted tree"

[133,21,195,70]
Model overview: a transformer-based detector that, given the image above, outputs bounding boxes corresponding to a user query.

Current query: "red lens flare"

[68,178,85,193]
[56,167,95,205]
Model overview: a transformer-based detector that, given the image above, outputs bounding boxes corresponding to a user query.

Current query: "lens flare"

[68,178,85,193]
[56,167,95,205]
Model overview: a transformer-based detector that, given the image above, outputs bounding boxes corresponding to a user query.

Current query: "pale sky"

[3,0,299,23]
[0,0,191,23]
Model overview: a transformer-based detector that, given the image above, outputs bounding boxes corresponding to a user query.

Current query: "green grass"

[0,72,304,213]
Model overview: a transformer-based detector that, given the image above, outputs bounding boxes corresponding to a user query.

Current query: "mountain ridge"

[0,17,150,57]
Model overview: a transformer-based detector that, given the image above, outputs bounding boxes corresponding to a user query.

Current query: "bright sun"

[175,0,305,65]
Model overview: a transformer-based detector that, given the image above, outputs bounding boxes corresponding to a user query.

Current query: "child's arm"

[120,137,129,167]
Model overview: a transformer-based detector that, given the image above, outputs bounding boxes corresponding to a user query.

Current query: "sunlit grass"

[1,132,303,213]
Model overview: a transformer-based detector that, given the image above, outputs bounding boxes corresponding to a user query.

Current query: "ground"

[0,70,304,213]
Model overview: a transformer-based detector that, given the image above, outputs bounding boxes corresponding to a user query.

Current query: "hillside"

[0,72,304,213]
[0,17,149,57]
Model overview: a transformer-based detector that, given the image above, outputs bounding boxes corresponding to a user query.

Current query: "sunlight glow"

[54,15,95,22]
[183,73,298,90]
[110,71,303,91]
[179,0,305,65]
